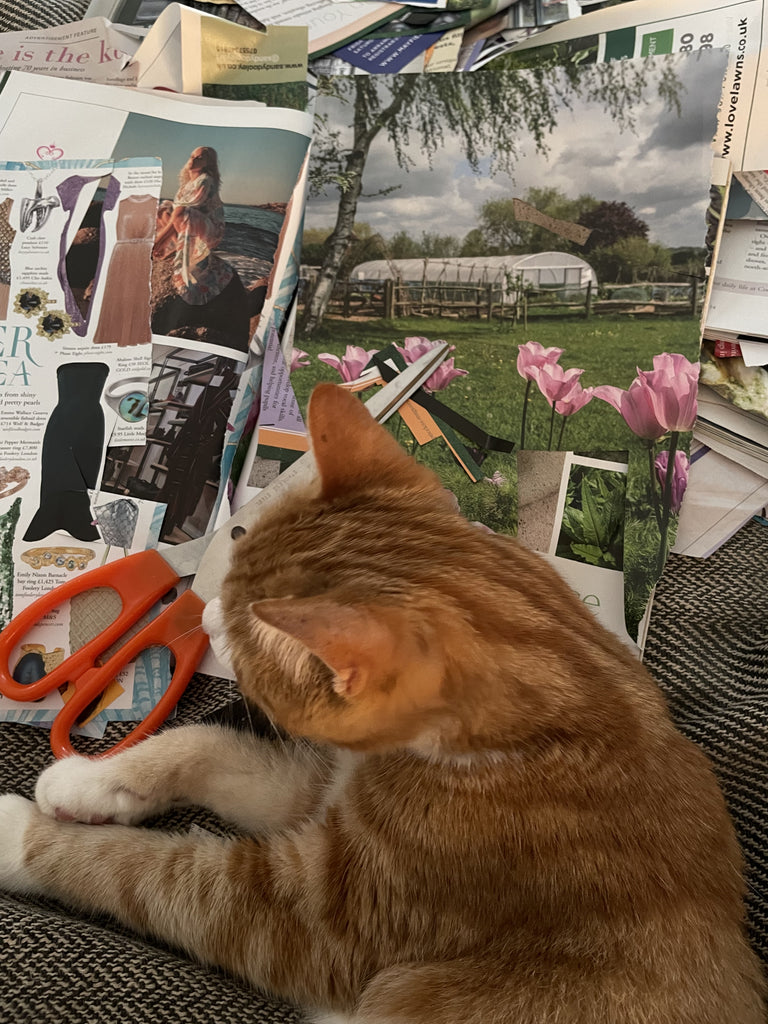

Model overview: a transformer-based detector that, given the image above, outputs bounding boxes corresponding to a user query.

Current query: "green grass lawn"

[294,313,700,452]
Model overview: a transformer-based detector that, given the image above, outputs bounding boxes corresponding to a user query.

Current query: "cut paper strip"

[257,325,308,456]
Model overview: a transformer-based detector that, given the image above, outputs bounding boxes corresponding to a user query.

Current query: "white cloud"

[306,50,727,249]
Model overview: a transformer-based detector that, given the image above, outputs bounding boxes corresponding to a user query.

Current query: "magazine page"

[0,71,312,730]
[705,219,768,336]
[0,71,312,549]
[0,71,312,362]
[498,0,768,171]
[290,50,724,643]
[517,451,642,655]
[0,155,163,731]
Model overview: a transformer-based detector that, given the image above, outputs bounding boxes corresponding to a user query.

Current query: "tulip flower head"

[395,336,467,392]
[290,347,310,372]
[516,341,564,382]
[554,382,594,417]
[655,449,690,513]
[318,345,379,383]
[423,356,468,393]
[594,352,699,440]
[593,379,667,440]
[396,336,442,364]
[638,352,698,433]
[531,362,586,408]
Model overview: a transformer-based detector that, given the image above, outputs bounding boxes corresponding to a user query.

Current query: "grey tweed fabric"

[643,519,768,968]
[0,0,90,32]
[1,525,767,1022]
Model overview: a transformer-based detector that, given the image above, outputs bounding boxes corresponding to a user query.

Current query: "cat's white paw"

[35,756,152,826]
[202,597,235,673]
[0,794,39,892]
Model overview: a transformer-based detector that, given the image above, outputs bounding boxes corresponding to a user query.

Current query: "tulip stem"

[519,379,532,449]
[647,441,663,530]
[557,413,567,450]
[656,431,679,576]
[547,403,556,451]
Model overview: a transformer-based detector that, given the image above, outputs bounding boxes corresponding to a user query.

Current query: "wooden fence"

[303,277,701,322]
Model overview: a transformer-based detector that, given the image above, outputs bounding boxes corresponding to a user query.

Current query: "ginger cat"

[0,382,764,1023]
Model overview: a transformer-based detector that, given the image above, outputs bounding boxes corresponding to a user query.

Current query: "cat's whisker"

[240,692,256,731]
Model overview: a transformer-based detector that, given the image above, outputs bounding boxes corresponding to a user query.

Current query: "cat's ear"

[252,596,398,699]
[307,382,443,499]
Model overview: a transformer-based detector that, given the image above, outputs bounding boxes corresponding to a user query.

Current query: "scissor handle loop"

[50,589,208,759]
[0,549,180,702]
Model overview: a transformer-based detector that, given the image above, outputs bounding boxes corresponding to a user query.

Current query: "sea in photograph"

[220,203,286,281]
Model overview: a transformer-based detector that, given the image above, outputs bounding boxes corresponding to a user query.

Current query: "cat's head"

[213,380,495,753]
[209,382,641,755]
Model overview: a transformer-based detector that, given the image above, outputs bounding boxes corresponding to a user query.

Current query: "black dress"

[23,361,109,542]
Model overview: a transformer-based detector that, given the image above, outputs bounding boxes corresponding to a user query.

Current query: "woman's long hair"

[178,147,221,192]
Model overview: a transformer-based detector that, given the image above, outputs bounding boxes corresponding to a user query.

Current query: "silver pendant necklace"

[20,165,60,233]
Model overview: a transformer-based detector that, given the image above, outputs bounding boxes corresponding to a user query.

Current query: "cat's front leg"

[0,795,348,1008]
[0,794,244,961]
[35,724,335,833]
[0,795,38,893]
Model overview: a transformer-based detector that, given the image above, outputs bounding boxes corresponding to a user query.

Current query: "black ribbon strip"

[373,355,516,455]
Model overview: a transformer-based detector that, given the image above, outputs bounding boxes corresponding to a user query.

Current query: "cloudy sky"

[306,49,728,250]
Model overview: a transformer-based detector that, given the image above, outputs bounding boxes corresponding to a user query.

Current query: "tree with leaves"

[579,200,649,252]
[478,187,599,254]
[389,229,423,259]
[589,236,673,284]
[301,61,683,335]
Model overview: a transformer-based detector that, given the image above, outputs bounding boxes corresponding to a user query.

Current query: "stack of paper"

[704,172,768,365]
[88,0,582,78]
[0,6,314,737]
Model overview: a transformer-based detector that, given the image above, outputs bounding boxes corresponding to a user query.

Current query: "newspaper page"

[0,17,141,86]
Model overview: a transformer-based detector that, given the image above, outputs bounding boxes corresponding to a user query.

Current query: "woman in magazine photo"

[153,145,230,301]
[150,144,250,351]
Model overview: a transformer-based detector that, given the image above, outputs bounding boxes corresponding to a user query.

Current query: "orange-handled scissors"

[0,545,209,759]
[0,343,451,759]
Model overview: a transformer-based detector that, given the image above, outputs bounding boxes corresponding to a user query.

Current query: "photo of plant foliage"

[556,464,626,572]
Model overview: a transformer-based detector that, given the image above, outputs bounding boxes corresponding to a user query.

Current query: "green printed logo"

[604,27,636,60]
[641,29,674,57]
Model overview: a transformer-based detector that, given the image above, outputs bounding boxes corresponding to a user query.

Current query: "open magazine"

[0,68,311,734]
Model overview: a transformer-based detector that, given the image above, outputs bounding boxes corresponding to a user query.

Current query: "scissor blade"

[191,343,450,604]
[156,533,213,580]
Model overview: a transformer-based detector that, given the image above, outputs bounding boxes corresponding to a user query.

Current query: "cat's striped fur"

[0,382,763,1023]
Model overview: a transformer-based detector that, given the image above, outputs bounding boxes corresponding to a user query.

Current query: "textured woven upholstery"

[3,525,767,1021]
[644,520,768,966]
[0,0,90,32]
